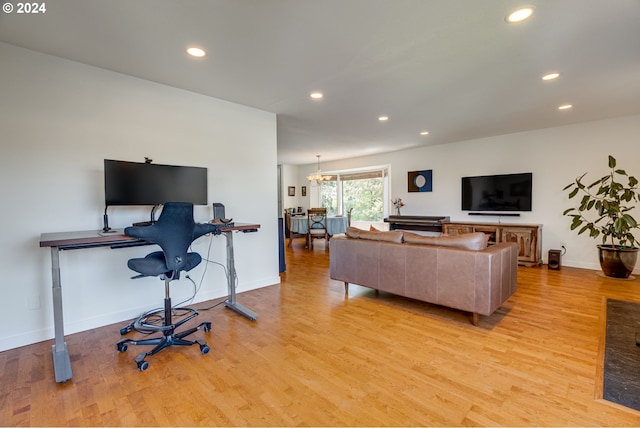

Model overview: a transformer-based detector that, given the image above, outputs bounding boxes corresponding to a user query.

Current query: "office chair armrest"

[124,224,158,240]
[194,222,221,239]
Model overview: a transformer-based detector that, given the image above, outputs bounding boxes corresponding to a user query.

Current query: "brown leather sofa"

[329,228,519,324]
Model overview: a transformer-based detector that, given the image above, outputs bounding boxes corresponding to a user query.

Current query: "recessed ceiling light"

[378,116,389,122]
[420,131,429,136]
[186,47,206,58]
[542,72,561,81]
[505,6,534,23]
[558,104,573,110]
[310,92,323,99]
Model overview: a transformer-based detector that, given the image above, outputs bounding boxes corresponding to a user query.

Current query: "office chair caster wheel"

[137,360,149,371]
[116,340,128,352]
[120,325,132,335]
[204,322,212,332]
[200,344,210,354]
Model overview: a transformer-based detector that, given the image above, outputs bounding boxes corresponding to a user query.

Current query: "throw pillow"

[345,227,404,243]
[403,232,488,251]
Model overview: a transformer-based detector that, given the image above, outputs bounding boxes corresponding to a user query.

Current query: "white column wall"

[0,42,280,351]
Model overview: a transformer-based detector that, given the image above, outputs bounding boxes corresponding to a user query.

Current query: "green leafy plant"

[563,155,640,247]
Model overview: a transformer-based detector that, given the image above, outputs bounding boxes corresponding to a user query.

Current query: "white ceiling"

[1,0,639,166]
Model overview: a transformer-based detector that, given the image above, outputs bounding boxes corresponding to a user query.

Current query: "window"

[318,166,389,226]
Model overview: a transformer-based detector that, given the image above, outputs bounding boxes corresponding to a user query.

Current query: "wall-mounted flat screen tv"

[461,172,532,212]
[104,159,208,206]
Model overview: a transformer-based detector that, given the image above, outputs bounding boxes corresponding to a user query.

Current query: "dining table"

[290,214,349,236]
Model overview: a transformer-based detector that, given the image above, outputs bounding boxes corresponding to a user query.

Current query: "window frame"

[312,164,391,220]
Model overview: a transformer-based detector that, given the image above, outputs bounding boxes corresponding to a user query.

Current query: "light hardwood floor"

[2,239,640,426]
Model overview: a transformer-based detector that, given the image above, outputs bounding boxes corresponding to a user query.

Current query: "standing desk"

[39,223,260,383]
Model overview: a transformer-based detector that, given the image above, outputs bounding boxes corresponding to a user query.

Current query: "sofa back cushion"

[403,231,488,250]
[345,227,404,243]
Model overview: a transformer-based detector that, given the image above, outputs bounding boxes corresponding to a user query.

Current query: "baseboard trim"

[0,277,281,352]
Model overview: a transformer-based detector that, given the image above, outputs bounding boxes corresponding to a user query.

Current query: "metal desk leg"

[50,246,73,382]
[223,231,258,321]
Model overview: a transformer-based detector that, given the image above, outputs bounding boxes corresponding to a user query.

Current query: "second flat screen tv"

[461,172,532,212]
[104,159,208,206]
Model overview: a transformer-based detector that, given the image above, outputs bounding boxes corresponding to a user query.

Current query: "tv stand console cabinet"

[442,221,542,266]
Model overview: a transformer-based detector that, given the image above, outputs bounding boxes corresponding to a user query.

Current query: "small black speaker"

[212,203,225,220]
[548,249,561,270]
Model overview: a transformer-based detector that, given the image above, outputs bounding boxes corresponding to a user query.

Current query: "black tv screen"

[104,159,208,206]
[461,173,532,212]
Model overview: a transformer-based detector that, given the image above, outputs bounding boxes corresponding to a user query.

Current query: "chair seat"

[128,251,202,278]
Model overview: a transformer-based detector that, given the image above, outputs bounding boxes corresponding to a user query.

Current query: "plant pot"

[597,245,639,278]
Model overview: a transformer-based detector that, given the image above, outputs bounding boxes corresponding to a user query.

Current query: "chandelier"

[307,154,331,185]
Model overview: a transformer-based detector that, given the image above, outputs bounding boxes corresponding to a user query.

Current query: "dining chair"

[307,208,328,249]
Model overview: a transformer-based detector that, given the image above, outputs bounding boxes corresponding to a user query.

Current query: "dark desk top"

[40,229,136,248]
[40,223,261,249]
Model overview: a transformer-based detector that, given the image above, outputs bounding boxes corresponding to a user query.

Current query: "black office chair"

[116,202,219,371]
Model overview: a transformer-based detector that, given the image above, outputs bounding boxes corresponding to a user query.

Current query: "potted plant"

[563,155,640,278]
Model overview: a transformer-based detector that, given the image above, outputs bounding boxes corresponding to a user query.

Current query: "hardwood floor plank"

[1,243,640,425]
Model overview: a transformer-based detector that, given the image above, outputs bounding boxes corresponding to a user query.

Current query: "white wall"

[280,164,305,213]
[296,114,640,272]
[0,43,280,351]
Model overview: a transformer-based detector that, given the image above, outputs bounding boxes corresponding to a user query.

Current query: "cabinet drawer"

[501,227,539,264]
[443,225,473,235]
